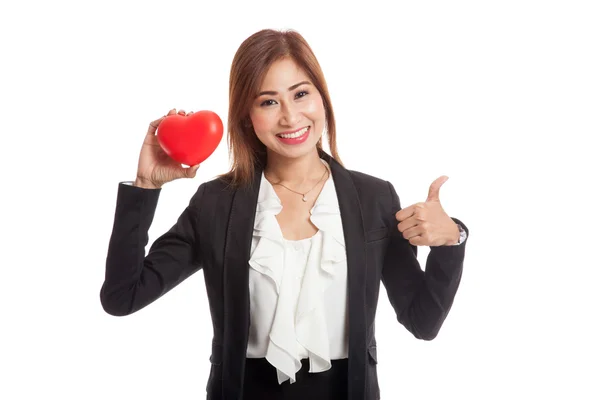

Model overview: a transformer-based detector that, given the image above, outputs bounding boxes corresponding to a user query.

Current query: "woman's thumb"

[186,164,200,178]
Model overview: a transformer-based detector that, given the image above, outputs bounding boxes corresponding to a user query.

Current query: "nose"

[280,102,301,127]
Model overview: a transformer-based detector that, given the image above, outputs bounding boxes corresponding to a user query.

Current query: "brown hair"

[217,29,343,189]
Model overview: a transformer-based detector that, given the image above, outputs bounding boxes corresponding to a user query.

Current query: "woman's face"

[249,57,326,160]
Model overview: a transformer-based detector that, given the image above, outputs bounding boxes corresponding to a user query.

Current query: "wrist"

[444,223,461,246]
[134,177,161,189]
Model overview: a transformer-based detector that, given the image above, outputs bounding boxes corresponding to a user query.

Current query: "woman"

[101,29,469,400]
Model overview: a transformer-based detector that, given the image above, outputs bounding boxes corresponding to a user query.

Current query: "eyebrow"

[256,81,311,98]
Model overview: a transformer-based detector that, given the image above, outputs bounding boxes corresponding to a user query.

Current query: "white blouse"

[246,159,349,385]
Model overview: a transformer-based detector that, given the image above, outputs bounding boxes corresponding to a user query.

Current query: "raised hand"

[134,108,200,188]
[394,176,460,246]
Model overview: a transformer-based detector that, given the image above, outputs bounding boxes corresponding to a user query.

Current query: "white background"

[1,0,599,399]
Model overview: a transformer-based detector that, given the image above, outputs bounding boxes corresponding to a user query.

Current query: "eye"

[260,99,277,107]
[296,90,309,99]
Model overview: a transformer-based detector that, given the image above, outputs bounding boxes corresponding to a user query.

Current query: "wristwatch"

[456,223,467,245]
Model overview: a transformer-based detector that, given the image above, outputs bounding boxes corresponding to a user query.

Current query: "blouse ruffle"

[248,162,346,384]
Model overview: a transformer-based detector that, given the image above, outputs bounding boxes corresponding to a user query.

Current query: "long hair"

[217,29,343,189]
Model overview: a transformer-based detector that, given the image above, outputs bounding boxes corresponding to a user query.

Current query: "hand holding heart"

[135,108,201,189]
[395,176,460,247]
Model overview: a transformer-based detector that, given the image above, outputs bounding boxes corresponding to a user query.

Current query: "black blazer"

[100,149,468,400]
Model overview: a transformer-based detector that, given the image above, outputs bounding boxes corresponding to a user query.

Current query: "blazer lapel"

[222,167,261,399]
[324,151,368,399]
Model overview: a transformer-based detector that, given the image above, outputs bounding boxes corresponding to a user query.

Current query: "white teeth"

[277,127,309,139]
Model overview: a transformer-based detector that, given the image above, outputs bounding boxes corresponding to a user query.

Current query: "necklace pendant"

[302,195,307,202]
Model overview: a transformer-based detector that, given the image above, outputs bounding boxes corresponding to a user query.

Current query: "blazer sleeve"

[99,182,206,316]
[381,181,468,340]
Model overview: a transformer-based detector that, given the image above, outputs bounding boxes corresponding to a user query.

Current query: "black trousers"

[243,357,349,400]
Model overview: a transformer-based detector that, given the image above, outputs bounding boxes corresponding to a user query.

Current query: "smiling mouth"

[276,126,309,139]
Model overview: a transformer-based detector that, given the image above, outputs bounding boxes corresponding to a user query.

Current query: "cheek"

[304,96,325,119]
[249,111,272,134]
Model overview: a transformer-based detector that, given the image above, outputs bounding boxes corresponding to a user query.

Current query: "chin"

[273,148,309,160]
[267,143,316,160]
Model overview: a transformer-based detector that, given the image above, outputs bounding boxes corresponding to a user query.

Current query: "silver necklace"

[267,166,329,202]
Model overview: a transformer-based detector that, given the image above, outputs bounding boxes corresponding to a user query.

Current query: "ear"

[243,117,254,130]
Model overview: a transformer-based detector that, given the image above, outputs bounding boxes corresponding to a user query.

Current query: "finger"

[147,116,167,136]
[408,235,425,246]
[397,215,419,233]
[185,164,200,178]
[177,109,186,115]
[187,110,194,116]
[426,175,449,202]
[401,224,422,240]
[148,108,178,136]
[395,204,416,222]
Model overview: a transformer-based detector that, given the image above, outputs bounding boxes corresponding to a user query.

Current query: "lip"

[276,126,310,145]
[277,126,309,136]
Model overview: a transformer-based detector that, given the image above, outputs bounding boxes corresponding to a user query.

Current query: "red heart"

[156,110,224,166]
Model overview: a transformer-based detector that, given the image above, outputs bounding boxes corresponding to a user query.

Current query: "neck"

[264,148,328,187]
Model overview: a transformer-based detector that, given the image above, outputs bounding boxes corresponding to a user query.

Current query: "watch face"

[459,225,466,239]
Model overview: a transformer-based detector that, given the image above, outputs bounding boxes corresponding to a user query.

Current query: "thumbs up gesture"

[395,176,461,247]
